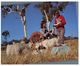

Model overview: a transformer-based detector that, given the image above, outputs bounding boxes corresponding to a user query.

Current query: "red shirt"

[54,15,66,29]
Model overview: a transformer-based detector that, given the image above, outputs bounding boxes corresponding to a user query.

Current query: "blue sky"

[1,2,78,41]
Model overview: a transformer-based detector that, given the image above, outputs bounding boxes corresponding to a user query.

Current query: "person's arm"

[54,18,62,26]
[55,16,66,26]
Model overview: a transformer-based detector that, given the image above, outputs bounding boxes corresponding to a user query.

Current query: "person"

[40,20,48,39]
[53,11,66,46]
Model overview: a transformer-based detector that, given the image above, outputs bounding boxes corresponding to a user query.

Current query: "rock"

[51,46,60,56]
[51,44,71,56]
[59,44,71,54]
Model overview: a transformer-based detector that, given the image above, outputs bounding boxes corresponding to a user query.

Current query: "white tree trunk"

[43,10,50,31]
[21,16,27,38]
[23,22,27,38]
[17,5,27,38]
[43,10,49,22]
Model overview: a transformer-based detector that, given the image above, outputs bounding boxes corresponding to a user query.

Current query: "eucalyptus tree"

[35,2,53,31]
[1,2,30,39]
[35,2,68,31]
[2,30,10,42]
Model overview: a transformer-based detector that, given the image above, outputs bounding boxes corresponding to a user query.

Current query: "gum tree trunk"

[43,10,50,31]
[23,19,27,38]
[21,15,27,39]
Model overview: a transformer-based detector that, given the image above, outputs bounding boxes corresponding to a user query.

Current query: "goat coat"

[35,37,58,49]
[6,43,24,55]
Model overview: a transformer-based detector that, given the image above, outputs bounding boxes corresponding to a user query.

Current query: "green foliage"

[2,30,10,41]
[35,2,68,22]
[1,3,30,17]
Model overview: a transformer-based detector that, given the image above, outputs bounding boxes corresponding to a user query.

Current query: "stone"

[51,44,71,56]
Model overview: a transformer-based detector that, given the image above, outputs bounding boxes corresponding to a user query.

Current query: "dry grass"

[1,39,78,64]
[1,49,53,64]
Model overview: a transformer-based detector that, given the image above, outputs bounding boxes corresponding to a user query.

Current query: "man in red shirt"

[53,11,66,46]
